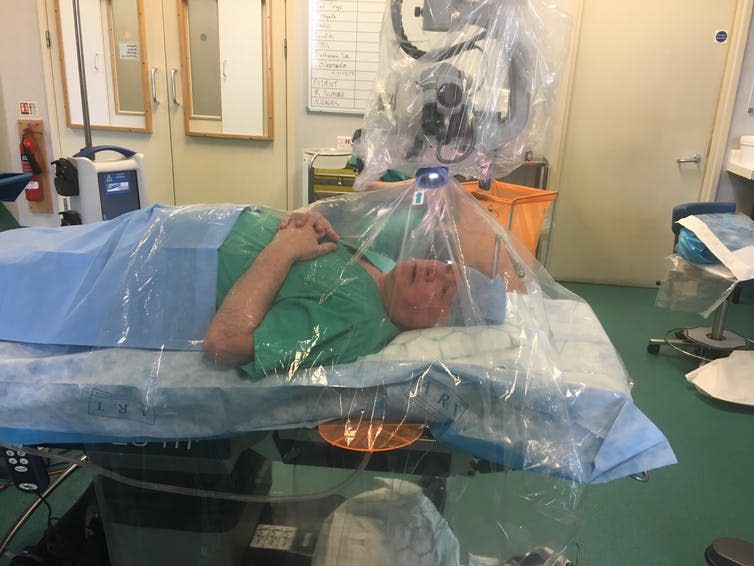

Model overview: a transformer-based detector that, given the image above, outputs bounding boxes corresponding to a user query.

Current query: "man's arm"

[203,212,338,366]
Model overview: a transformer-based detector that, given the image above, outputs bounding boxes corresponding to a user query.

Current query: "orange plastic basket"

[461,180,557,256]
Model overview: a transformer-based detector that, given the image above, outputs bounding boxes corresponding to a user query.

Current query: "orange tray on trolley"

[461,179,557,257]
[318,420,426,452]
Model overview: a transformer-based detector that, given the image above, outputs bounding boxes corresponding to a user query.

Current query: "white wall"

[716,15,754,215]
[0,1,59,226]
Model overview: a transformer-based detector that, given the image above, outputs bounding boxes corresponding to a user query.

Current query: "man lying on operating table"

[0,176,680,485]
[0,174,524,380]
[204,189,522,378]
[205,208,463,375]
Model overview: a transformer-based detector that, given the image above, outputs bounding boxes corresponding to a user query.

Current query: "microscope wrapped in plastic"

[353,0,573,186]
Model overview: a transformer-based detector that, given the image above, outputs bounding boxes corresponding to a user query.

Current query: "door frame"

[37,0,64,200]
[548,0,754,202]
[701,0,754,200]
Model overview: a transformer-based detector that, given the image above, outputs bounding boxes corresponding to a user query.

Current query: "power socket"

[336,136,352,150]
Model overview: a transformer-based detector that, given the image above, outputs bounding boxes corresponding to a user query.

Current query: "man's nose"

[425,263,442,281]
[445,262,460,280]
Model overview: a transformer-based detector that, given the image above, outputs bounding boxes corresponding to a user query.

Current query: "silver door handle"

[170,68,180,105]
[677,153,701,164]
[150,67,159,104]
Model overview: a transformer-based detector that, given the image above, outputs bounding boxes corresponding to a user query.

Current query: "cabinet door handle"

[150,67,159,104]
[170,68,180,105]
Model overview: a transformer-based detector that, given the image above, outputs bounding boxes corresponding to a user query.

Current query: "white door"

[548,0,741,286]
[218,0,266,135]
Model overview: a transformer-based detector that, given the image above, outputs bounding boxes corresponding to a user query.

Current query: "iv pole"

[71,0,93,150]
[55,0,92,224]
[61,0,145,224]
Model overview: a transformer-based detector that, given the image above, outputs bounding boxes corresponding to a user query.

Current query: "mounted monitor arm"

[474,43,532,185]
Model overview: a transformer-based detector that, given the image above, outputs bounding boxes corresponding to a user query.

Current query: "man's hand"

[279,210,339,240]
[275,211,339,262]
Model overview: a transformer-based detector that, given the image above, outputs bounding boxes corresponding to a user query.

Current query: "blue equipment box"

[0,172,32,202]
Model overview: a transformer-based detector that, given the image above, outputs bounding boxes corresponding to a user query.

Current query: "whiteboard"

[308,0,384,114]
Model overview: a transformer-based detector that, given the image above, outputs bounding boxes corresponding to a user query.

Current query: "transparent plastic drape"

[353,0,573,186]
[0,1,681,560]
[0,175,677,564]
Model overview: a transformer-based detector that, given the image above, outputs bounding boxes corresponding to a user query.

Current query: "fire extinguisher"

[20,128,43,201]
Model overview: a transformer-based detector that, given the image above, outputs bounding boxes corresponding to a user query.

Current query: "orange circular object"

[318,420,426,452]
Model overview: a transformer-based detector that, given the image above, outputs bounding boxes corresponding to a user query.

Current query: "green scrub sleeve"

[242,298,396,378]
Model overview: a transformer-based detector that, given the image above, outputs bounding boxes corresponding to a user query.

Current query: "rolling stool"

[647,202,752,359]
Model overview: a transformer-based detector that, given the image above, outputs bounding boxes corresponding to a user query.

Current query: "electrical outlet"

[336,136,352,150]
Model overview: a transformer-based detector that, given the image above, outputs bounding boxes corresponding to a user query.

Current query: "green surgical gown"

[217,208,400,378]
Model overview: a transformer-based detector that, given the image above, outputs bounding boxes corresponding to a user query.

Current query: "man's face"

[382,259,460,330]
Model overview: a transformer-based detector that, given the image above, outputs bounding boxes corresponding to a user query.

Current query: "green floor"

[1,283,752,565]
[563,283,754,566]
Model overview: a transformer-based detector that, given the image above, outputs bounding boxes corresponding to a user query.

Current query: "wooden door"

[548,0,743,286]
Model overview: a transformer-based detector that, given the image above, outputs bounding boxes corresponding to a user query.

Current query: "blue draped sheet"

[0,204,243,350]
[0,334,675,484]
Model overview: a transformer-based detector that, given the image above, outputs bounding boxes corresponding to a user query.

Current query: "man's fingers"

[314,216,339,241]
[280,212,339,242]
[280,213,309,231]
[324,227,340,241]
[312,220,339,242]
[317,242,337,255]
